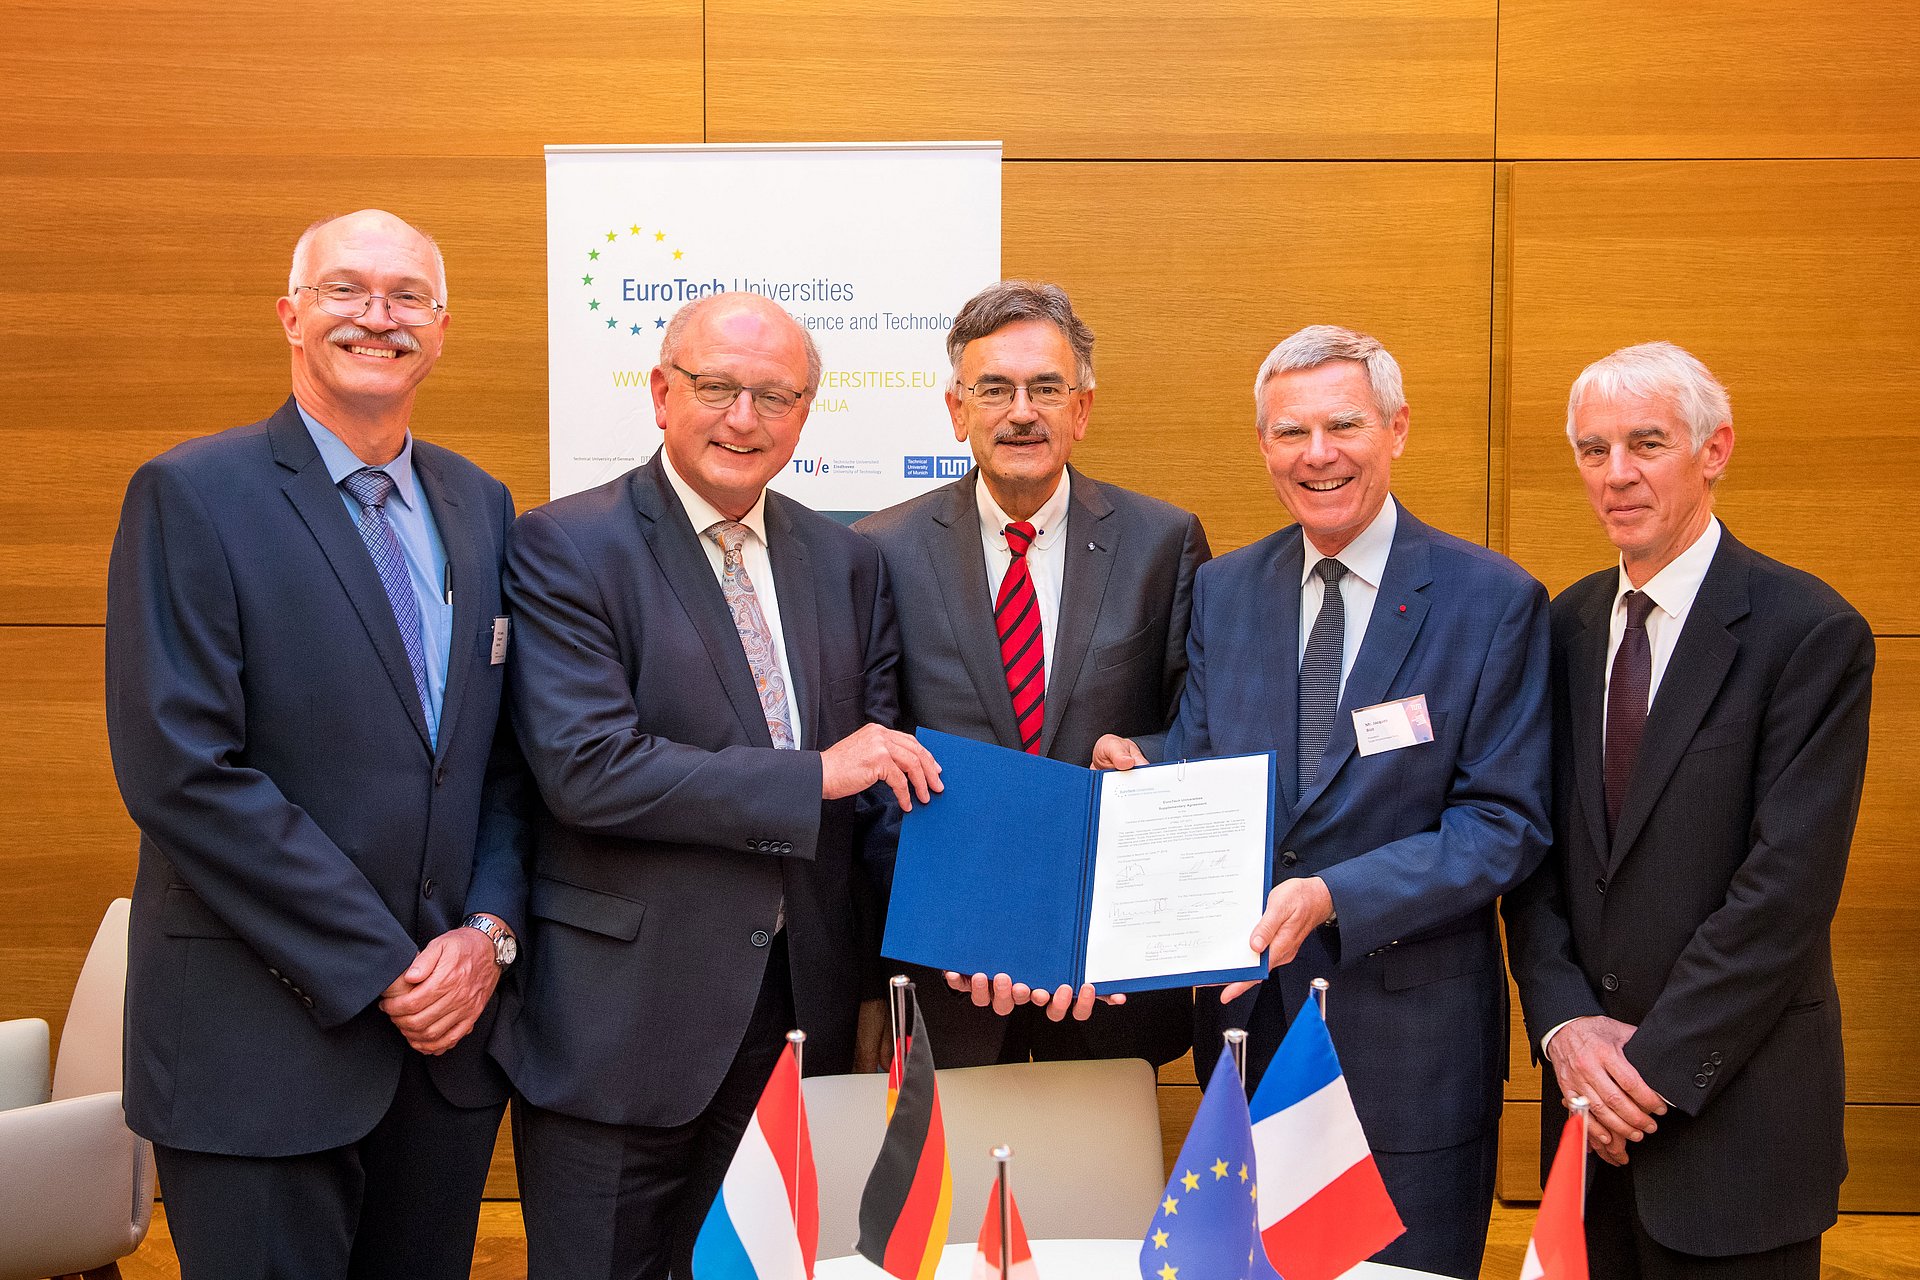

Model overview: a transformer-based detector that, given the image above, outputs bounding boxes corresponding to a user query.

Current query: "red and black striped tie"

[996,521,1046,753]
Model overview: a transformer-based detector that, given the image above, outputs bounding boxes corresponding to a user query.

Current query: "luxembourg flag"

[1520,1108,1589,1280]
[1248,997,1404,1280]
[692,1041,819,1280]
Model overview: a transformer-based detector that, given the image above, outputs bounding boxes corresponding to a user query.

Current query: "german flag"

[855,988,953,1280]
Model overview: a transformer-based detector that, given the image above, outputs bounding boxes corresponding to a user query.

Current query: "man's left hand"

[379,926,502,1055]
[1220,877,1335,1002]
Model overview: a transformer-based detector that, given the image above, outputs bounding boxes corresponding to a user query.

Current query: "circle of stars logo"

[579,221,686,337]
[1148,1158,1257,1279]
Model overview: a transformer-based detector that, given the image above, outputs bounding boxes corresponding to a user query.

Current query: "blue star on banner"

[1140,1052,1282,1280]
[630,324,642,335]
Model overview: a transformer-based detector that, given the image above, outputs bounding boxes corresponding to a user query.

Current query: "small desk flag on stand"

[1248,994,1403,1280]
[971,1146,1038,1280]
[1520,1101,1590,1280]
[691,1033,819,1280]
[857,980,954,1280]
[1139,1049,1282,1280]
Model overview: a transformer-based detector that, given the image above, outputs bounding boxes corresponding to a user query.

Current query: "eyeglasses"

[294,282,445,327]
[670,364,809,419]
[958,378,1081,410]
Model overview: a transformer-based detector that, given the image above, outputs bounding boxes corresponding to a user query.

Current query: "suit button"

[422,877,435,899]
[302,995,315,1009]
[1693,1073,1709,1088]
[1279,850,1299,868]
[1594,877,1608,894]
[435,765,446,786]
[1702,1063,1716,1077]
[745,840,757,851]
[1709,1051,1723,1065]
[1602,973,1619,992]
[750,930,770,947]
[779,842,792,854]
[267,967,281,979]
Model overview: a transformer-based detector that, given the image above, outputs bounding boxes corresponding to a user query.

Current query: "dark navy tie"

[1298,558,1348,791]
[1604,590,1656,835]
[340,467,431,722]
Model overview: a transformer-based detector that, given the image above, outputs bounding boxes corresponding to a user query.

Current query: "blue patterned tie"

[1298,557,1348,791]
[340,467,431,722]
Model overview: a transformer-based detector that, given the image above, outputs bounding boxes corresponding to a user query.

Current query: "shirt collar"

[660,448,771,548]
[296,400,420,511]
[976,468,1072,550]
[1613,515,1721,621]
[1300,495,1398,589]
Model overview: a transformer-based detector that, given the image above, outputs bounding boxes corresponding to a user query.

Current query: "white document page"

[1081,753,1272,986]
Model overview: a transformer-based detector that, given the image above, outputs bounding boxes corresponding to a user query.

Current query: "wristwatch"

[462,913,518,968]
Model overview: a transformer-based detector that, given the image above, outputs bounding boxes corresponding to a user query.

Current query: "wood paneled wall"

[2,0,1913,1211]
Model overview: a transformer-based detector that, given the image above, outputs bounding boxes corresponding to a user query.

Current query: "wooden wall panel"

[1498,2,1920,160]
[1004,161,1495,554]
[0,2,704,156]
[0,152,554,624]
[707,0,1496,160]
[1502,161,1920,628]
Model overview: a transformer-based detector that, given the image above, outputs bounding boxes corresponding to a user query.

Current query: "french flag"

[1248,998,1404,1280]
[692,1042,820,1280]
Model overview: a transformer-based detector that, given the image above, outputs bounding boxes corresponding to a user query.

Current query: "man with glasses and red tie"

[105,209,528,1278]
[855,280,1209,1067]
[1503,342,1872,1279]
[493,291,940,1280]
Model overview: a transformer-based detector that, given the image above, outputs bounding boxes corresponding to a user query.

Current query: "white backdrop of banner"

[545,142,1002,512]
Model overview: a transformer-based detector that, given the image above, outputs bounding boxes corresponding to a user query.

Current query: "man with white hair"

[1504,341,1872,1277]
[1097,324,1551,1276]
[105,210,527,1277]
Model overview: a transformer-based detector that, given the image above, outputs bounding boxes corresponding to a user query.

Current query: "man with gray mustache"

[856,280,1208,1068]
[105,209,527,1278]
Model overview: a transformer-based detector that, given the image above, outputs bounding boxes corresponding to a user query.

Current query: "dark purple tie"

[1604,590,1656,834]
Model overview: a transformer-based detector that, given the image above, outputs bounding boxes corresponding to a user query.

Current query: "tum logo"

[936,456,970,478]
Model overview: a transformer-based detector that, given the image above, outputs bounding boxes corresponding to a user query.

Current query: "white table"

[816,1238,1443,1279]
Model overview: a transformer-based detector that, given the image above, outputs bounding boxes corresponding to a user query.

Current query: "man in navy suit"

[1097,325,1551,1277]
[856,280,1208,1067]
[1504,342,1871,1278]
[105,210,528,1279]
[494,291,940,1280]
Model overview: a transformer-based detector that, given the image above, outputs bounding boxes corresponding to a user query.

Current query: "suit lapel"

[929,473,1024,749]
[765,495,821,749]
[271,402,432,752]
[1607,536,1748,869]
[1296,507,1433,814]
[1039,468,1115,758]
[631,458,777,747]
[1264,529,1306,814]
[415,450,482,760]
[1567,588,1613,861]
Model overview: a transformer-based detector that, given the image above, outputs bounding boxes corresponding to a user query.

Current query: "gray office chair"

[0,898,154,1280]
[805,1057,1165,1260]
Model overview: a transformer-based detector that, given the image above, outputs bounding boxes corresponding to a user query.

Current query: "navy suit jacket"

[492,452,900,1128]
[105,397,527,1156]
[1178,501,1551,1154]
[1503,528,1872,1255]
[855,466,1209,1067]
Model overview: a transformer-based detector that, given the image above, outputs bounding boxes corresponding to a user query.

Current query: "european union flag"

[1139,1052,1282,1280]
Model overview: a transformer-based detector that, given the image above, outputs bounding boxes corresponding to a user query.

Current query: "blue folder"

[882,728,1276,995]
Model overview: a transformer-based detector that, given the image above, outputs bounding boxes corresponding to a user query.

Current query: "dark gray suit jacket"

[1504,527,1873,1256]
[855,466,1208,1067]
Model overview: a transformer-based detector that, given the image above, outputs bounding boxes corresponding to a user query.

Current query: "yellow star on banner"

[1157,1265,1178,1280]
[1238,1163,1249,1182]
[605,230,617,242]
[654,230,666,241]
[672,249,684,260]
[1151,1229,1170,1249]
[629,223,641,235]
[1180,1169,1200,1192]
[1161,1195,1178,1217]
[1211,1159,1230,1180]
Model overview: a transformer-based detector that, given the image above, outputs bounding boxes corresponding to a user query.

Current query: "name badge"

[1352,694,1434,757]
[490,616,510,665]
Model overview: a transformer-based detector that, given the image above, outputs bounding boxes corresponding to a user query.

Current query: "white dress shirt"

[1603,516,1722,746]
[661,451,802,747]
[1299,496,1400,704]
[976,471,1071,692]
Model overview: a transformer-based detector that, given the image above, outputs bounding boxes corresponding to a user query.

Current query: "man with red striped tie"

[856,280,1209,1068]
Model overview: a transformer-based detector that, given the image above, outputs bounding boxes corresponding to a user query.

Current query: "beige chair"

[805,1057,1165,1260]
[0,898,153,1280]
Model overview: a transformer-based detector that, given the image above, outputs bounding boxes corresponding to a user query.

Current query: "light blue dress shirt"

[298,403,453,746]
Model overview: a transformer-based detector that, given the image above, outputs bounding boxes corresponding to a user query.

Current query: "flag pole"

[1223,1027,1247,1084]
[992,1144,1013,1278]
[889,973,909,1072]
[1310,976,1329,1019]
[1569,1094,1591,1205]
[787,1029,807,1222]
